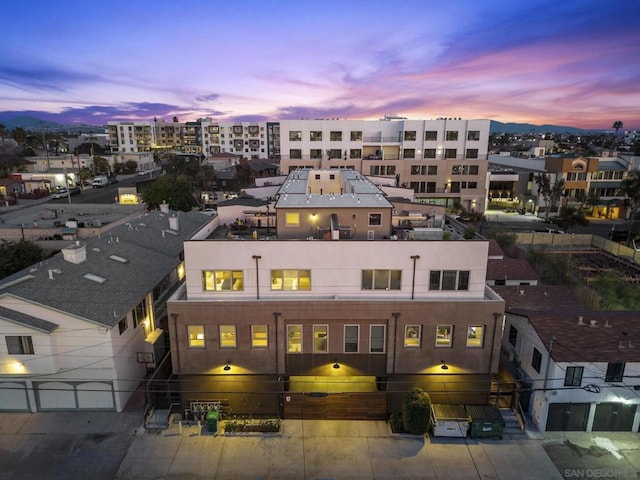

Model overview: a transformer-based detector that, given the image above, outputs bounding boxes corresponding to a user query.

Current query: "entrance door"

[546,403,589,431]
[592,403,637,431]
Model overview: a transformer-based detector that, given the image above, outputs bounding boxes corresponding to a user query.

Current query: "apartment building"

[167,168,504,420]
[108,117,491,213]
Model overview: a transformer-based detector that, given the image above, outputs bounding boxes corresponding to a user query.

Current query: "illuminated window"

[251,325,268,348]
[287,325,302,353]
[270,269,311,290]
[285,213,300,226]
[370,325,386,353]
[313,325,328,353]
[188,325,205,348]
[404,325,420,348]
[344,325,359,352]
[435,325,452,347]
[202,270,244,291]
[219,325,237,348]
[6,336,34,354]
[466,325,484,347]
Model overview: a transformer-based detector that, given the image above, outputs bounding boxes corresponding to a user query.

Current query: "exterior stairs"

[499,408,527,438]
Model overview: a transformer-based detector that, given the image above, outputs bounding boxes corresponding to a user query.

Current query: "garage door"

[35,381,115,411]
[593,403,637,431]
[0,382,30,411]
[546,403,589,431]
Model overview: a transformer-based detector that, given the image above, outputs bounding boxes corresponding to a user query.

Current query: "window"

[310,131,322,141]
[467,130,480,141]
[285,212,300,226]
[344,325,359,352]
[219,325,237,348]
[349,149,362,158]
[429,270,469,291]
[446,130,459,141]
[425,131,437,141]
[404,325,420,347]
[251,325,268,348]
[287,325,302,353]
[404,131,416,141]
[435,325,452,347]
[445,148,457,159]
[6,336,34,354]
[188,326,205,348]
[368,213,382,226]
[289,131,301,141]
[313,325,328,353]
[424,148,436,159]
[350,131,362,141]
[531,348,542,373]
[133,297,148,328]
[466,325,484,347]
[289,149,302,159]
[203,270,244,291]
[362,270,401,290]
[466,149,479,159]
[605,362,625,382]
[370,325,386,353]
[403,148,415,159]
[118,317,128,335]
[564,366,583,386]
[271,269,311,290]
[330,131,342,141]
[508,325,518,346]
[310,149,322,159]
[427,165,438,175]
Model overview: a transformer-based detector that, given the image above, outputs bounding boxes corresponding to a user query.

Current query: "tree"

[124,160,138,172]
[93,156,110,175]
[549,178,565,214]
[0,123,6,139]
[402,387,431,435]
[140,175,198,212]
[621,170,640,242]
[612,121,624,134]
[555,206,589,232]
[0,240,45,279]
[11,127,27,145]
[534,173,551,219]
[235,158,254,189]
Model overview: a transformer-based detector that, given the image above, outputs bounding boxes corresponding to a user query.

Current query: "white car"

[199,208,217,216]
[51,188,68,199]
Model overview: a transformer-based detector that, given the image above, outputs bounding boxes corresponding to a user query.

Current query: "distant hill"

[0,115,104,133]
[490,121,602,135]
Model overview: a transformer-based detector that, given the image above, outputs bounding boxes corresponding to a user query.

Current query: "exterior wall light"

[333,360,340,369]
[440,360,449,370]
[223,361,231,371]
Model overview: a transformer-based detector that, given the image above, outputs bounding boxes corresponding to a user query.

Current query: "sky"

[0,0,639,130]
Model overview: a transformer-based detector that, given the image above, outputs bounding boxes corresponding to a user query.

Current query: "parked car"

[108,177,119,185]
[69,186,82,196]
[92,176,109,188]
[51,187,68,199]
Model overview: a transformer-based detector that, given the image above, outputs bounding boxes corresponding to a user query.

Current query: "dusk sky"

[1,0,639,130]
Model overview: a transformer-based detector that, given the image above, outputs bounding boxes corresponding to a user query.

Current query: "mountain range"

[0,114,603,135]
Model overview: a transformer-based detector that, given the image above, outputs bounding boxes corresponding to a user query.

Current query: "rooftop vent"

[109,255,129,264]
[577,316,585,326]
[61,243,87,264]
[589,319,597,327]
[169,216,179,231]
[160,202,170,214]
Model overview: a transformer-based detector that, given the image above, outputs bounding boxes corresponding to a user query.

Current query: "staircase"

[145,408,170,430]
[499,408,526,438]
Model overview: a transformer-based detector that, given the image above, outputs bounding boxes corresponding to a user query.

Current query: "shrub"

[402,387,431,435]
[389,412,405,433]
[223,416,281,433]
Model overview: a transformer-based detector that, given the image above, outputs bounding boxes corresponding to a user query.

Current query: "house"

[485,239,539,286]
[495,285,640,432]
[167,168,505,420]
[0,207,215,412]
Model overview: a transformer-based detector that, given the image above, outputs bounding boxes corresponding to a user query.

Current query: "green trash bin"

[206,410,219,432]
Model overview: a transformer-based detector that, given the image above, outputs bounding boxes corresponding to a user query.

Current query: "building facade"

[167,169,504,420]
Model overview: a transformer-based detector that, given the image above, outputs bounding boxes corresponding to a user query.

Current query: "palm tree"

[611,121,624,154]
[534,173,552,219]
[622,169,640,222]
[550,179,566,215]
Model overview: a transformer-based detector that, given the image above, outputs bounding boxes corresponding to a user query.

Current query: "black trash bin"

[206,410,219,432]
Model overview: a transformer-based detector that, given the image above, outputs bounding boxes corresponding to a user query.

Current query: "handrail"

[514,402,527,432]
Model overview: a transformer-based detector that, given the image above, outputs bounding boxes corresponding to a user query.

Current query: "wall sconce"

[440,360,449,370]
[333,360,340,369]
[223,361,231,371]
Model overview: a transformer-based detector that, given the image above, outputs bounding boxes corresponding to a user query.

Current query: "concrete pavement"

[1,410,639,479]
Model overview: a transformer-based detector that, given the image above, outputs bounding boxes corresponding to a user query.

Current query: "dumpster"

[206,410,219,432]
[430,404,470,437]
[466,405,505,439]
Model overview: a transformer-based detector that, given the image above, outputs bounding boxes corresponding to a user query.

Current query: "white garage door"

[37,382,76,410]
[36,381,115,411]
[77,382,115,409]
[0,382,30,411]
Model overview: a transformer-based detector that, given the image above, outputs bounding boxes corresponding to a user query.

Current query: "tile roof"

[486,257,539,283]
[492,285,582,311]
